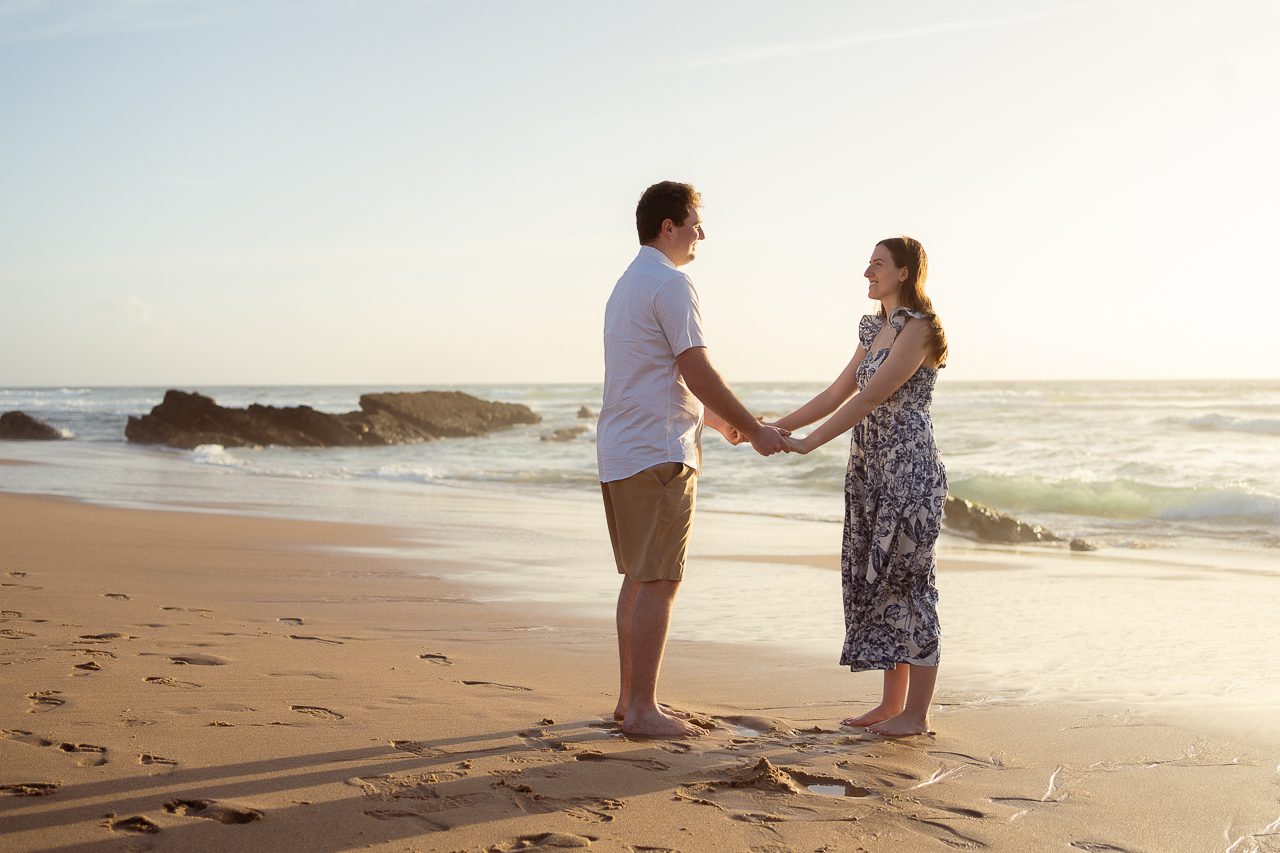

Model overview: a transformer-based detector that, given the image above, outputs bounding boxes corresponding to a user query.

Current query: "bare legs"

[842,663,938,737]
[840,664,909,727]
[613,575,702,738]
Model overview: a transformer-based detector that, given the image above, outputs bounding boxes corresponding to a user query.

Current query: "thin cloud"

[684,1,1118,68]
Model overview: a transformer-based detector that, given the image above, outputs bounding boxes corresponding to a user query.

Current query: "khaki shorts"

[601,462,697,583]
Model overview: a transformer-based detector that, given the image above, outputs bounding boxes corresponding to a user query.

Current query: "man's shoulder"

[622,248,693,288]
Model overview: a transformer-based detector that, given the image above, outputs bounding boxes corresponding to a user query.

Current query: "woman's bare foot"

[866,712,931,737]
[622,707,705,738]
[840,704,904,728]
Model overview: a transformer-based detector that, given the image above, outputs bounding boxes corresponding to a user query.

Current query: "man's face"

[670,207,705,266]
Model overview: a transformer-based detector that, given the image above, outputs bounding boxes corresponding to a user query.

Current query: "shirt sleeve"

[653,274,706,357]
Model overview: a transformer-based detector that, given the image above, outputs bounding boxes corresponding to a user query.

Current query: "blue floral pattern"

[840,307,947,671]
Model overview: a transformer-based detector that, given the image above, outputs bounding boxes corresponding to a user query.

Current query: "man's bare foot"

[840,704,904,728]
[866,712,931,737]
[622,708,705,738]
[614,703,690,721]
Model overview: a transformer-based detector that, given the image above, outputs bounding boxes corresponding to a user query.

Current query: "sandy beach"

[2,486,1279,853]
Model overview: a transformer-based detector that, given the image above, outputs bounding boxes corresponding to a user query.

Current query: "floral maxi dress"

[840,307,948,671]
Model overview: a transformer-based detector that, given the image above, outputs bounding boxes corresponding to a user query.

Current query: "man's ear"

[661,218,675,235]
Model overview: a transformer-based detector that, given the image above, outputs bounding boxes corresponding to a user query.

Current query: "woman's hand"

[785,434,810,455]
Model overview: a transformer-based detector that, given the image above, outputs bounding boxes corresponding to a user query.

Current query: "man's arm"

[675,346,788,455]
[703,408,743,445]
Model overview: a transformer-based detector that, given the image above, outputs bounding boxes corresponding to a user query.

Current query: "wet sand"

[1,491,1279,852]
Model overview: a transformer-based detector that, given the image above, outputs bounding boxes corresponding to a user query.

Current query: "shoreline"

[2,490,1279,851]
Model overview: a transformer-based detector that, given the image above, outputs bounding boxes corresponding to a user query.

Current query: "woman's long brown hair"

[877,236,948,367]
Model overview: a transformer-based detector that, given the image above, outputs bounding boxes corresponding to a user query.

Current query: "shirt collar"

[638,245,677,270]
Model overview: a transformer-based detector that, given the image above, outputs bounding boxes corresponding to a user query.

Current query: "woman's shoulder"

[888,306,934,331]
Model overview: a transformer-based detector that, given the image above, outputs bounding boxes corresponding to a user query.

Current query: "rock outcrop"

[0,411,62,440]
[126,390,540,450]
[943,496,1064,544]
[541,425,589,442]
[577,406,596,419]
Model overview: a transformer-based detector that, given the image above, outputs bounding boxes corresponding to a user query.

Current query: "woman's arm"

[788,321,931,454]
[772,345,866,431]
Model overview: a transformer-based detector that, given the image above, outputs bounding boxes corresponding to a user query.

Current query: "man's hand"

[715,423,744,445]
[749,423,790,456]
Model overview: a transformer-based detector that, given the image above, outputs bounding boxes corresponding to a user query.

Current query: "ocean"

[1,380,1278,555]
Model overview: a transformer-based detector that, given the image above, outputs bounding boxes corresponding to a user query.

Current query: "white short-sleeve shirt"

[597,246,706,483]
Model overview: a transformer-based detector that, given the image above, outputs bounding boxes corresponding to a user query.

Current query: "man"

[598,181,789,738]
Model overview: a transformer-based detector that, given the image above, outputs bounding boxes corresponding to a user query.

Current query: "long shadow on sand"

[2,717,916,852]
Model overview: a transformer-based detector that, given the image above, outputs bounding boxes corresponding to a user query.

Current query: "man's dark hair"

[636,181,701,244]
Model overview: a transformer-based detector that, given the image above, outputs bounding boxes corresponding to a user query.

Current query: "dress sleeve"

[653,274,706,357]
[887,307,933,334]
[858,314,879,351]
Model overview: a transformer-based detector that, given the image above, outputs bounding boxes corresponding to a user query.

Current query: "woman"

[777,236,948,737]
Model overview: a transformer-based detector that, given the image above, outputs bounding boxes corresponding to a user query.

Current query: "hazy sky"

[1,0,1274,386]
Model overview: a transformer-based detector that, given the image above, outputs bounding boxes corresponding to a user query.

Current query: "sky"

[1,0,1275,386]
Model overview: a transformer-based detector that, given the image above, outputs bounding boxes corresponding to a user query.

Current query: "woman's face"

[864,244,907,301]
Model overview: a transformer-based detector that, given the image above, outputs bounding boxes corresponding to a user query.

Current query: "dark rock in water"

[542,425,589,442]
[0,411,62,441]
[360,391,539,439]
[1069,538,1099,552]
[126,390,540,450]
[943,496,1063,544]
[577,406,596,419]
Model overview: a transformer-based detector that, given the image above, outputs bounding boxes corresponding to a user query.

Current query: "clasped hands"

[719,418,811,456]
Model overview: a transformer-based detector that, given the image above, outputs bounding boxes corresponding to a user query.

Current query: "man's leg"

[621,578,701,737]
[613,575,640,720]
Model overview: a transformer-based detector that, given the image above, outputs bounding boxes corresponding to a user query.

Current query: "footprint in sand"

[74,661,102,672]
[7,571,28,577]
[138,753,178,766]
[59,743,108,767]
[76,632,132,643]
[164,799,262,824]
[27,690,64,711]
[144,676,201,689]
[291,705,344,720]
[101,814,160,834]
[419,653,452,665]
[287,634,343,644]
[169,654,228,666]
[0,628,35,640]
[1,782,61,797]
[277,617,304,625]
[2,729,55,747]
[1,610,20,618]
[1,582,42,590]
[3,730,107,766]
[458,680,531,691]
[102,593,131,600]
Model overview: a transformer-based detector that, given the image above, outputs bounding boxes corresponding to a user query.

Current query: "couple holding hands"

[598,181,948,739]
